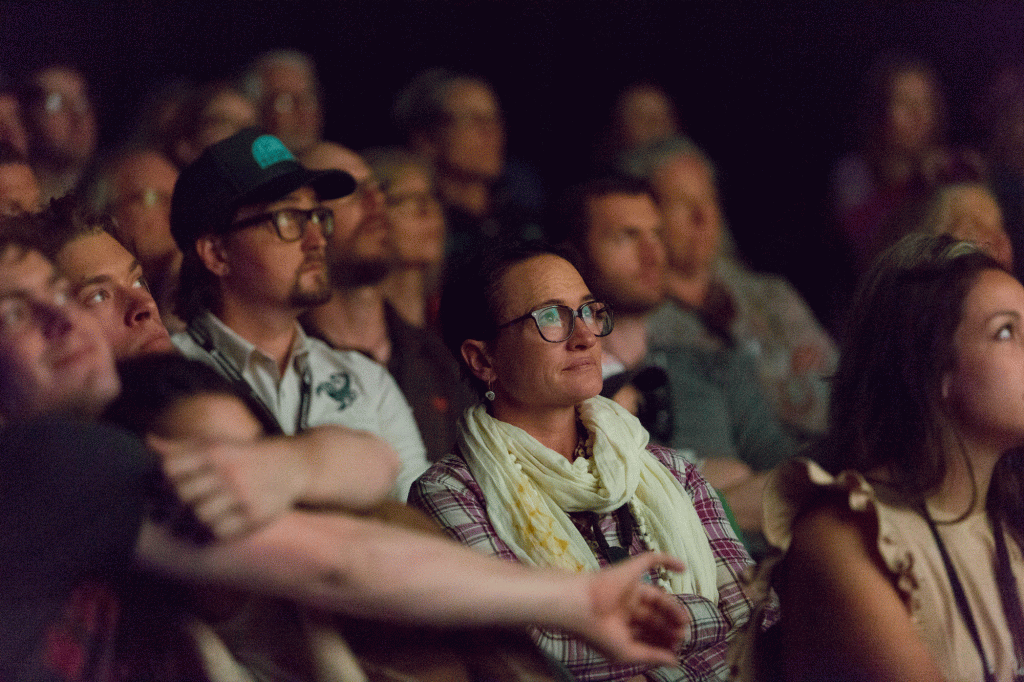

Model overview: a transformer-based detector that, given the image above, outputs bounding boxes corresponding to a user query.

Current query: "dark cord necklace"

[924,509,1024,682]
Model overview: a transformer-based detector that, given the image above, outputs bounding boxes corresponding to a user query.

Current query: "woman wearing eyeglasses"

[409,241,765,682]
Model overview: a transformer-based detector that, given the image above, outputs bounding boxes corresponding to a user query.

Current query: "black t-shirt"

[0,417,156,681]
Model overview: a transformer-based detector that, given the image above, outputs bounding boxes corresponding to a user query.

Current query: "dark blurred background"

[3,1,1020,319]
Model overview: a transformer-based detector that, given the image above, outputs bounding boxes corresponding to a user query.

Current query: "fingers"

[626,551,686,578]
[158,448,253,540]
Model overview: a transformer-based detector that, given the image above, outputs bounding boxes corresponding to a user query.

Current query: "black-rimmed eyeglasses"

[496,301,614,343]
[230,207,335,242]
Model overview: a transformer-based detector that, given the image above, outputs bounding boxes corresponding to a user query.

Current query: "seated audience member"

[363,146,446,328]
[558,177,793,536]
[874,181,1014,271]
[830,54,982,272]
[0,226,690,681]
[25,196,176,358]
[243,50,323,156]
[107,353,571,681]
[393,68,545,261]
[300,141,475,462]
[20,65,98,201]
[167,80,258,168]
[623,137,837,436]
[593,82,682,171]
[171,128,428,497]
[735,234,1024,681]
[0,141,42,217]
[410,240,770,681]
[85,148,183,328]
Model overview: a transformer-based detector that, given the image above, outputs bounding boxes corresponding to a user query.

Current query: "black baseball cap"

[170,128,356,250]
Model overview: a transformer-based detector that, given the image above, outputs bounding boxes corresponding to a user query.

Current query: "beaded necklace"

[576,419,672,590]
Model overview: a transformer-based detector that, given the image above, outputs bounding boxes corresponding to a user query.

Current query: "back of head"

[820,233,1003,499]
[105,353,274,435]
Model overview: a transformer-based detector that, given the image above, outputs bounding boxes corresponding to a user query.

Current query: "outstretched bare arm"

[135,509,688,667]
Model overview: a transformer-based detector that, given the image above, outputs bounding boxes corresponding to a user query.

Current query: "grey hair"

[617,135,716,184]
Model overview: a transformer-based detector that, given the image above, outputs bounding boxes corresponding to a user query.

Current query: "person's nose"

[124,287,159,327]
[640,233,666,268]
[567,311,599,349]
[302,215,328,250]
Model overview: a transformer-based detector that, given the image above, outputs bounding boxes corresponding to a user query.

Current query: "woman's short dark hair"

[816,233,1002,503]
[439,240,580,396]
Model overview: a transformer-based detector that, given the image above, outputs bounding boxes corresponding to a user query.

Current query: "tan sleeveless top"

[759,458,1024,682]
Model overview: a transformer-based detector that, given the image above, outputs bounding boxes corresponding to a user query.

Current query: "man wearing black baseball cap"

[170,128,429,499]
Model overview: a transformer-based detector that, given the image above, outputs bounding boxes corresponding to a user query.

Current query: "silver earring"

[485,381,495,401]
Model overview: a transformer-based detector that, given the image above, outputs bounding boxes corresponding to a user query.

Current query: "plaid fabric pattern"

[409,443,770,682]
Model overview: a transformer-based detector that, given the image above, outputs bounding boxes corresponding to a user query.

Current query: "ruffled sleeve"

[763,458,920,606]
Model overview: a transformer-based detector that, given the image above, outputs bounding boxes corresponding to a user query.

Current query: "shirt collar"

[193,310,311,375]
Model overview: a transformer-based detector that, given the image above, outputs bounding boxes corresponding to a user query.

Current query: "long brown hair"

[817,234,1023,540]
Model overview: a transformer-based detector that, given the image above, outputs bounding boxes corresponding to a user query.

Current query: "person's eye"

[81,288,110,306]
[536,307,563,328]
[132,276,150,292]
[996,323,1014,341]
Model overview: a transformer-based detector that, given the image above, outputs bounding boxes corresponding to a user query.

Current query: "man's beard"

[288,267,333,307]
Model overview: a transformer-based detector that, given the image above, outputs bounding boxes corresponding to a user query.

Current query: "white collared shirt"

[173,310,429,500]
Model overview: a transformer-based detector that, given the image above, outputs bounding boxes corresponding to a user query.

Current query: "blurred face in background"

[108,151,181,280]
[437,80,505,181]
[585,192,666,314]
[615,84,679,149]
[651,154,723,276]
[381,163,445,267]
[29,67,97,167]
[886,69,937,155]
[258,61,322,155]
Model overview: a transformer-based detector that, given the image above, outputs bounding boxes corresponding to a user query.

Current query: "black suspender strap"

[186,321,288,435]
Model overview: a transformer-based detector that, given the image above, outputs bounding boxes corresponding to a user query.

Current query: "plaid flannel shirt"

[409,443,768,682]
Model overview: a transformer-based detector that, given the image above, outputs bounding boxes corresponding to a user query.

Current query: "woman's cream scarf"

[458,395,718,600]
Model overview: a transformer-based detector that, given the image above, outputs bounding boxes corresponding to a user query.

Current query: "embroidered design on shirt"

[317,372,356,410]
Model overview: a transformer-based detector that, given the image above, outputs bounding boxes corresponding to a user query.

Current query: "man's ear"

[196,235,229,277]
[461,339,496,384]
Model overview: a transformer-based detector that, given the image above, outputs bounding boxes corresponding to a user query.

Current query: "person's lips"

[136,329,174,355]
[564,356,598,372]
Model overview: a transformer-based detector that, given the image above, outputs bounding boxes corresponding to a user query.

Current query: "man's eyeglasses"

[230,207,335,242]
[496,301,614,343]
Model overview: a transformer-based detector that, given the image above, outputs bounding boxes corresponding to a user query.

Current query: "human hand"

[148,434,304,540]
[575,552,689,666]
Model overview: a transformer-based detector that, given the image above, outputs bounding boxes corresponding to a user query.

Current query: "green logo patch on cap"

[251,135,295,169]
